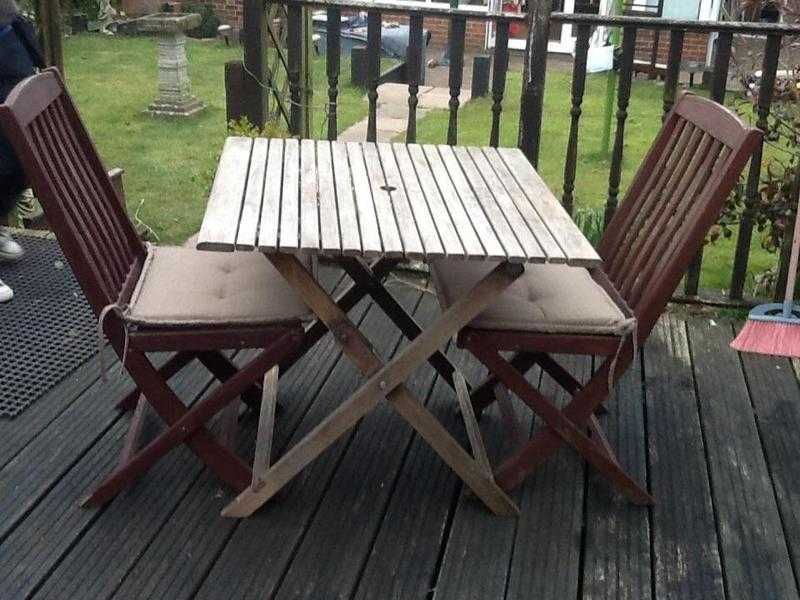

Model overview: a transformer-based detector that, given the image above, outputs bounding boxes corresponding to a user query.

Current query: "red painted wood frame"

[462,93,762,502]
[0,69,305,505]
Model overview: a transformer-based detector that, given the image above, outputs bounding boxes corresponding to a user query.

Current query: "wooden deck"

[2,265,800,600]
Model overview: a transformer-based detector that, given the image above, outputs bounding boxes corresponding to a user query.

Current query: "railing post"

[34,0,64,73]
[366,10,381,142]
[561,23,590,216]
[242,0,269,128]
[730,34,781,300]
[447,15,467,145]
[302,7,314,137]
[287,3,304,136]
[406,12,424,144]
[489,19,510,148]
[326,7,341,141]
[684,30,732,296]
[662,29,684,120]
[604,26,637,228]
[518,0,553,167]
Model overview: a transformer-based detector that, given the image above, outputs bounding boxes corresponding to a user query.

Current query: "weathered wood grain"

[352,346,486,600]
[689,318,797,600]
[197,137,252,251]
[347,142,383,255]
[194,290,418,600]
[503,356,588,600]
[270,293,441,600]
[361,142,404,256]
[279,138,301,252]
[199,138,598,264]
[0,358,216,600]
[376,142,425,257]
[644,316,725,600]
[236,137,268,249]
[582,356,651,600]
[113,291,368,600]
[257,136,284,251]
[299,138,320,251]
[736,321,800,590]
[494,147,600,266]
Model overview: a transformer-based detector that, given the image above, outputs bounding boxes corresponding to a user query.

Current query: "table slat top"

[197,137,601,266]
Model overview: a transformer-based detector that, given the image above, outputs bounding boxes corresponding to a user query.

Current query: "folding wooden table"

[197,137,602,518]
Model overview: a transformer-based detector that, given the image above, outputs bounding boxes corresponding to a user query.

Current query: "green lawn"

[412,71,776,295]
[63,34,372,244]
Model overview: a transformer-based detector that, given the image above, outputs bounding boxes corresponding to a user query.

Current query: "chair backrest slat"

[0,70,145,314]
[598,93,760,341]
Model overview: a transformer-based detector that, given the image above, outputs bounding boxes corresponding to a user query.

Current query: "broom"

[731,167,800,358]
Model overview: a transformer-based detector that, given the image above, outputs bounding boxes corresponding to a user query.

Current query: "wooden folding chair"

[430,94,761,503]
[0,69,308,506]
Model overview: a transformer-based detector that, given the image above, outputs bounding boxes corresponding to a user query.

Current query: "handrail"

[275,0,527,21]
[273,0,800,35]
[551,12,800,35]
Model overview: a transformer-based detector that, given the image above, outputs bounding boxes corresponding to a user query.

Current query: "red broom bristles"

[730,320,800,359]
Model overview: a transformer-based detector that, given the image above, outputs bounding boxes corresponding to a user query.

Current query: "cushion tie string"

[97,302,131,382]
[608,317,638,393]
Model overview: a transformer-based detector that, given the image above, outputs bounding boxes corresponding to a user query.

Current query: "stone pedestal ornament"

[138,13,205,117]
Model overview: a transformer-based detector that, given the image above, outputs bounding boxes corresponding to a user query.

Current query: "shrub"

[183,2,220,39]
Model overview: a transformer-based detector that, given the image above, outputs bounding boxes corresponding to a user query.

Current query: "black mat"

[0,233,96,419]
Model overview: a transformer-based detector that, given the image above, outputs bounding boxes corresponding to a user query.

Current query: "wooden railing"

[238,0,800,303]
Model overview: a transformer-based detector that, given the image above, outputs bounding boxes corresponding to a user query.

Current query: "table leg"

[338,256,463,391]
[221,254,524,518]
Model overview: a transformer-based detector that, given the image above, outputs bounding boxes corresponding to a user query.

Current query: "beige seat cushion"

[430,260,630,335]
[127,246,312,326]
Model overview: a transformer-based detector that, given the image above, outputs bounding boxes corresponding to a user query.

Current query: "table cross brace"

[221,255,524,518]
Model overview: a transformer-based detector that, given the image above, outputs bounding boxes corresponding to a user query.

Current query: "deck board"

[2,272,800,600]
[582,356,652,600]
[689,319,797,600]
[504,356,587,600]
[352,344,487,600]
[735,323,800,591]
[644,316,726,600]
[194,289,419,600]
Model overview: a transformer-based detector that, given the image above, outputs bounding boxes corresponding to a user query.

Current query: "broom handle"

[783,168,800,317]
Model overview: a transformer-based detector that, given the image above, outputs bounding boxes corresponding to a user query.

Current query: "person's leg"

[0,135,26,262]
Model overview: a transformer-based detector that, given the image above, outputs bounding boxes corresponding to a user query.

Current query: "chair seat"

[430,260,630,335]
[127,246,312,327]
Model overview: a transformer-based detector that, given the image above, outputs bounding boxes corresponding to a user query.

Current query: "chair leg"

[278,257,398,375]
[82,335,298,507]
[494,384,527,452]
[339,256,463,391]
[453,371,493,477]
[115,352,195,412]
[118,394,149,466]
[197,351,262,411]
[468,346,653,506]
[251,365,279,490]
[470,352,538,414]
[219,402,240,451]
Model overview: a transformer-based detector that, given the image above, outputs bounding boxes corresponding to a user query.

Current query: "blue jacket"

[0,16,42,210]
[0,17,43,101]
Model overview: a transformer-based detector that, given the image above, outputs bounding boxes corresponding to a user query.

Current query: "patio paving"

[1,263,800,600]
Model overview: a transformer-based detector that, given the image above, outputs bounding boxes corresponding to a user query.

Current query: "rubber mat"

[0,233,96,419]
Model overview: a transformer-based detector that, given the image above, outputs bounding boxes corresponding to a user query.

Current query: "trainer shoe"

[0,229,24,262]
[0,278,12,303]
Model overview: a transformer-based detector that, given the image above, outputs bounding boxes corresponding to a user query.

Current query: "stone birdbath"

[138,13,205,117]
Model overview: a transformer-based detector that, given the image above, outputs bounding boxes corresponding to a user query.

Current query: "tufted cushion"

[127,246,312,326]
[430,260,629,335]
